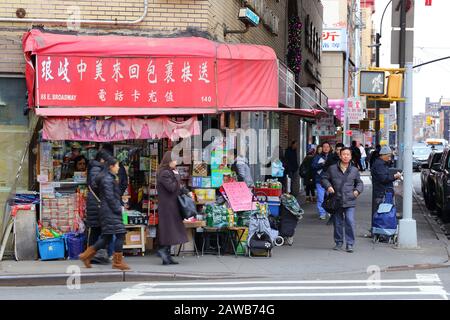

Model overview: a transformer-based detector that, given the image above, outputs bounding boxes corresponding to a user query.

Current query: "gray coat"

[321,163,364,208]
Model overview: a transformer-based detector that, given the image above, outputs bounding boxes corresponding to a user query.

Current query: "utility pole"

[398,62,417,248]
[375,32,381,145]
[343,19,350,147]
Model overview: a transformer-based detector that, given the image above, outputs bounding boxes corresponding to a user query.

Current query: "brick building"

[0,0,324,208]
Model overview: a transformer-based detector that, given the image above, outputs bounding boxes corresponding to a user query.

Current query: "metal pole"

[343,26,350,146]
[375,33,381,145]
[398,62,417,248]
[397,0,407,169]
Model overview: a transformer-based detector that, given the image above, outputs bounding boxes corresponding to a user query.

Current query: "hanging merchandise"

[271,159,285,178]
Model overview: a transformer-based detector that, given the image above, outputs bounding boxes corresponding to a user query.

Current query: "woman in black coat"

[86,150,108,245]
[156,151,188,265]
[79,157,130,271]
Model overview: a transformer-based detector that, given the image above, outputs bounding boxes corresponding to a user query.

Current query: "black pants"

[87,227,102,247]
[93,233,125,253]
[305,183,315,197]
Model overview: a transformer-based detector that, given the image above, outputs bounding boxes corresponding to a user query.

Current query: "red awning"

[35,107,217,117]
[23,29,279,113]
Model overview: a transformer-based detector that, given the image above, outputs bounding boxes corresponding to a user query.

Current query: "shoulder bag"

[89,185,101,208]
[178,193,197,219]
[321,170,347,215]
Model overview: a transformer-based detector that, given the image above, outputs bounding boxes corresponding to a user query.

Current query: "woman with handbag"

[321,148,364,253]
[156,151,189,265]
[85,150,111,265]
[79,157,130,270]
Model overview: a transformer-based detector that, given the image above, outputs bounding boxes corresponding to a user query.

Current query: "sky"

[373,0,450,115]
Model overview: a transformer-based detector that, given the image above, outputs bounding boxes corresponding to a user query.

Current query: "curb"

[0,271,261,287]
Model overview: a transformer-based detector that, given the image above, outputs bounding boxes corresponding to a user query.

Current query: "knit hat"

[379,146,393,155]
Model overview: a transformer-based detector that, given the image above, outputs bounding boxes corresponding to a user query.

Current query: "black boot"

[166,246,179,265]
[157,246,171,265]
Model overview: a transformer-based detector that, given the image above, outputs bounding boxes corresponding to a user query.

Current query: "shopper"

[364,144,372,169]
[285,141,300,195]
[299,149,316,202]
[324,143,344,169]
[358,142,367,171]
[156,151,189,265]
[79,157,130,270]
[369,144,382,168]
[321,147,364,253]
[85,150,110,264]
[312,142,332,220]
[351,141,362,171]
[370,146,402,219]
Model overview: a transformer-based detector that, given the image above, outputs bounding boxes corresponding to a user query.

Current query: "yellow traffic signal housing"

[387,73,403,99]
[426,116,432,125]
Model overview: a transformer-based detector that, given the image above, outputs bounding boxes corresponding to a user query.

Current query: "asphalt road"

[1,268,449,300]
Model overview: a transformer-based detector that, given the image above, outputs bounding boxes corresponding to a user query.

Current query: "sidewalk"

[1,177,449,286]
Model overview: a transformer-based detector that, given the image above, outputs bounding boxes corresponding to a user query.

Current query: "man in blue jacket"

[312,142,332,220]
[371,146,402,219]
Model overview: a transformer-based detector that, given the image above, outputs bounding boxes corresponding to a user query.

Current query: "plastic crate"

[268,201,281,217]
[38,237,66,261]
[65,233,86,260]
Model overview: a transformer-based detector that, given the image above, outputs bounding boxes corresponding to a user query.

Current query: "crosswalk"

[105,273,449,300]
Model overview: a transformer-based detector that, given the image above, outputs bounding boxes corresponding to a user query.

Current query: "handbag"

[321,172,348,215]
[177,193,197,219]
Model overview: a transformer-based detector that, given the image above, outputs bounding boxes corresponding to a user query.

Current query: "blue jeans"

[316,183,327,218]
[361,157,366,170]
[333,207,356,246]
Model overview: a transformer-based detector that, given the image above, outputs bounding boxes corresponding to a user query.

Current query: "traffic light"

[387,73,403,99]
[426,116,432,126]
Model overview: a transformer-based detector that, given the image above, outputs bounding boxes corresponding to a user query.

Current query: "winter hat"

[379,146,393,155]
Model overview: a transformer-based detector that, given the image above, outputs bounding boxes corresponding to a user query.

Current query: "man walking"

[359,142,367,171]
[370,146,402,220]
[312,142,332,220]
[321,147,364,253]
[351,141,362,171]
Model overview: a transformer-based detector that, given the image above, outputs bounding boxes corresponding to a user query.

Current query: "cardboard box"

[125,231,143,245]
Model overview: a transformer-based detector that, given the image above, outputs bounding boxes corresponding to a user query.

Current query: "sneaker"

[333,244,343,251]
[346,245,354,253]
[319,216,327,220]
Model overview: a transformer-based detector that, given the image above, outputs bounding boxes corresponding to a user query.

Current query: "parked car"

[433,148,450,222]
[413,147,432,171]
[421,150,443,211]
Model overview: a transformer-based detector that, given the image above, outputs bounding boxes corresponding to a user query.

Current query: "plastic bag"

[271,160,285,178]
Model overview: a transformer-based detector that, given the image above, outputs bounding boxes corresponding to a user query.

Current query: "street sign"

[366,100,391,109]
[359,71,386,96]
[391,0,415,28]
[391,30,414,64]
[348,98,365,125]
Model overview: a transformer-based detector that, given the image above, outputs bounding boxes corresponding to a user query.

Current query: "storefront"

[5,29,322,261]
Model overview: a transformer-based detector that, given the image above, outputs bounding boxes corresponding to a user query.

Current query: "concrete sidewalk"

[1,176,449,286]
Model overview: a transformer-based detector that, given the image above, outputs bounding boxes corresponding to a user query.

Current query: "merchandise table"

[177,220,206,258]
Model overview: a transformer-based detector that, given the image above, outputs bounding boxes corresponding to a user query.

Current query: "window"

[0,77,28,126]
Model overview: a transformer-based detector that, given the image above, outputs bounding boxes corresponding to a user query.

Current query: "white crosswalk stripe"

[105,274,449,300]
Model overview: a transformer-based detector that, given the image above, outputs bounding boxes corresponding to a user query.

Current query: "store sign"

[312,111,335,137]
[239,7,260,26]
[348,98,365,125]
[244,0,280,35]
[322,28,347,52]
[35,55,216,108]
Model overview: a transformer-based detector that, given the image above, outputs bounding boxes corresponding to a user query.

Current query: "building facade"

[0,0,296,215]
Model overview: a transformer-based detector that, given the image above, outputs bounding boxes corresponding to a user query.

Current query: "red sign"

[425,0,432,6]
[222,182,254,212]
[346,130,353,136]
[36,55,216,108]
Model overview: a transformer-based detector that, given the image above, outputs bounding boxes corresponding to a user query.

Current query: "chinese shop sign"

[36,55,216,108]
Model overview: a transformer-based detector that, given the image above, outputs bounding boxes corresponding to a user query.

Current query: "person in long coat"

[85,150,110,264]
[156,151,189,265]
[79,157,130,271]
